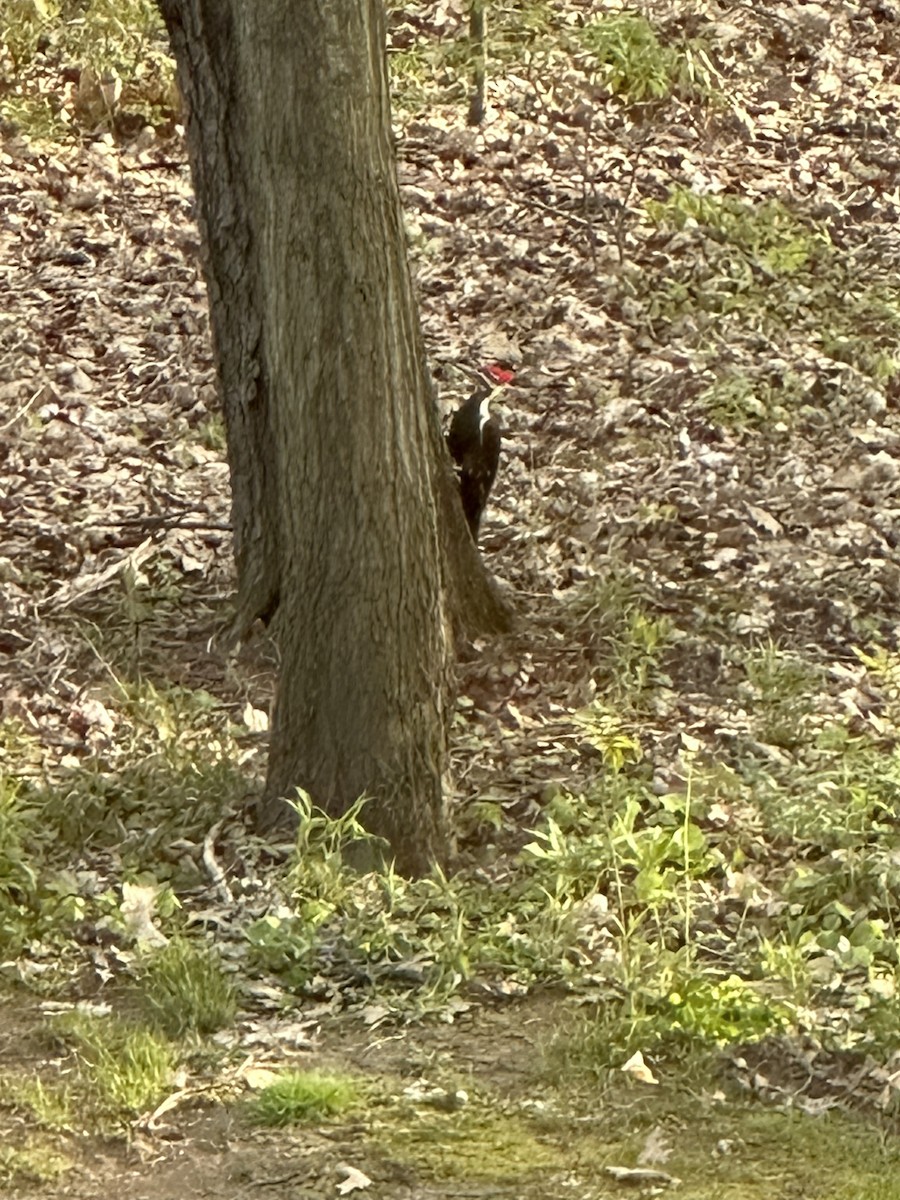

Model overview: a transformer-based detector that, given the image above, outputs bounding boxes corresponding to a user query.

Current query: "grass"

[3,555,900,1136]
[380,1106,561,1185]
[138,938,238,1038]
[1,1075,75,1132]
[697,369,807,428]
[236,659,900,1066]
[0,679,253,990]
[0,775,39,954]
[49,1009,177,1124]
[630,179,900,437]
[249,1070,358,1126]
[565,570,676,709]
[378,1083,900,1198]
[740,640,823,750]
[0,1139,72,1187]
[549,969,790,1079]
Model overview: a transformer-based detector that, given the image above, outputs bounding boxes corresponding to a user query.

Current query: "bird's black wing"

[447,386,489,466]
[459,419,501,537]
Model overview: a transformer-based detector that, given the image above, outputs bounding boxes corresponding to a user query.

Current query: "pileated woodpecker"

[447,366,507,540]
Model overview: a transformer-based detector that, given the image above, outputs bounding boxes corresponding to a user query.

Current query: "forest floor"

[4,0,900,1196]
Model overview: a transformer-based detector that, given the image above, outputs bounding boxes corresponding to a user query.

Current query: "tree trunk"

[467,1,488,127]
[159,0,511,875]
[156,1,281,632]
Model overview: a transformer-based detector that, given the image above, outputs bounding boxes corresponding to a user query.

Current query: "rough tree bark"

[467,1,488,127]
[158,0,510,875]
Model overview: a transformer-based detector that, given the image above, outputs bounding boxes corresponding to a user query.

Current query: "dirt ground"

[6,981,900,1199]
[3,987,700,1200]
[2,991,564,1200]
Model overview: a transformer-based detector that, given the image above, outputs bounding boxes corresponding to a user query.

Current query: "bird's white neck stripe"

[478,396,492,434]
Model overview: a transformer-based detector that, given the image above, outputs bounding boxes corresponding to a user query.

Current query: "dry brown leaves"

[2,1,900,900]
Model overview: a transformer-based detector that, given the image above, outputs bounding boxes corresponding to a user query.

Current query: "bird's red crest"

[481,363,515,386]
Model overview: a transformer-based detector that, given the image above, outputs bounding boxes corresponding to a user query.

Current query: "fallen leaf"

[336,1163,372,1194]
[621,1050,658,1085]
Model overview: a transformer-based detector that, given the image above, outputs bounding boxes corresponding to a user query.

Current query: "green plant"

[248,795,408,992]
[525,779,718,902]
[760,935,820,1009]
[567,573,674,708]
[138,938,238,1037]
[0,1075,74,1131]
[820,289,900,383]
[856,645,900,720]
[527,766,764,1074]
[245,911,320,989]
[0,775,41,954]
[287,790,389,897]
[666,973,791,1046]
[50,1011,176,1120]
[647,187,831,275]
[611,611,674,698]
[579,13,715,103]
[0,1138,72,1186]
[1,0,176,136]
[0,776,38,904]
[250,810,582,1004]
[743,730,900,855]
[195,413,227,453]
[23,681,249,869]
[741,640,822,749]
[249,1070,357,1126]
[553,956,791,1080]
[570,704,642,772]
[1,0,53,69]
[388,40,471,109]
[697,369,809,428]
[387,1,575,115]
